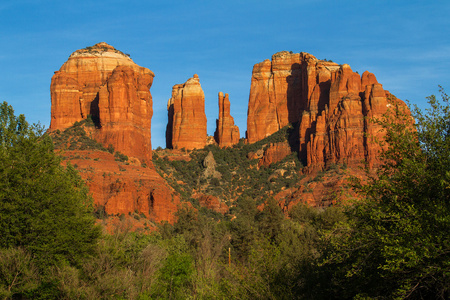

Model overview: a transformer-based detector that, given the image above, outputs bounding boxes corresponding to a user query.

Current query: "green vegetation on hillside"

[51,117,130,162]
[51,116,106,151]
[153,124,303,210]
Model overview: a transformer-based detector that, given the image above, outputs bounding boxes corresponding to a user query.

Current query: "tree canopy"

[0,101,100,269]
[320,92,450,299]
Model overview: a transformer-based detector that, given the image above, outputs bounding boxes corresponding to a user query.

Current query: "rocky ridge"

[246,51,406,170]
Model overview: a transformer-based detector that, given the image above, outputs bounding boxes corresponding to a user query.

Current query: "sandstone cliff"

[247,51,406,169]
[214,92,240,148]
[50,42,154,162]
[166,74,207,150]
[59,149,180,224]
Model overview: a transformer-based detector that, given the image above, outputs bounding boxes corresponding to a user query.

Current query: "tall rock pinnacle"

[166,74,207,150]
[214,92,240,148]
[50,42,154,162]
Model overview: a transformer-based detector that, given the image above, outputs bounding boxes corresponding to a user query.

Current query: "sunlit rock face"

[50,42,154,162]
[60,150,180,224]
[214,92,240,148]
[246,51,408,170]
[166,74,207,150]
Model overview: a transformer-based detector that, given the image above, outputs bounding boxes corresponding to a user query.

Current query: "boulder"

[258,142,292,168]
[196,194,228,214]
[203,151,221,179]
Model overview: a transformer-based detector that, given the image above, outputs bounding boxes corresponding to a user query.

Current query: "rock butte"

[214,92,240,148]
[246,51,407,170]
[166,74,207,150]
[50,43,181,224]
[48,43,412,221]
[50,42,154,163]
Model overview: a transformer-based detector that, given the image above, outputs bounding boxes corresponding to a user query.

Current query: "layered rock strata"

[214,92,240,147]
[60,150,180,223]
[166,74,207,150]
[50,42,154,162]
[247,51,407,169]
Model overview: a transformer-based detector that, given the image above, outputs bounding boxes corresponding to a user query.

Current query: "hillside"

[46,42,408,225]
[153,122,365,217]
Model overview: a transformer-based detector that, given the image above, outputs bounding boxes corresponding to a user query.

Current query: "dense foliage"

[0,102,101,298]
[317,93,450,299]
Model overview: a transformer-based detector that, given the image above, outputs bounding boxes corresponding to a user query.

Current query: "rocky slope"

[166,74,207,150]
[50,42,154,163]
[51,121,180,225]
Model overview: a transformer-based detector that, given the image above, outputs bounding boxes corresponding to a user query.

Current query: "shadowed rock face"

[214,92,240,148]
[50,42,154,163]
[247,51,408,170]
[258,141,292,168]
[166,74,207,150]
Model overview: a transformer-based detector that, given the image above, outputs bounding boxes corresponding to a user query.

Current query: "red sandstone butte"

[214,92,240,148]
[166,74,207,150]
[50,42,154,163]
[246,51,408,169]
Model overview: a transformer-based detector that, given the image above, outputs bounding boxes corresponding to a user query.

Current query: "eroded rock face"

[203,151,221,179]
[258,142,292,168]
[166,74,207,150]
[246,52,322,144]
[60,150,180,224]
[50,42,154,162]
[195,194,228,214]
[214,92,240,147]
[247,51,407,169]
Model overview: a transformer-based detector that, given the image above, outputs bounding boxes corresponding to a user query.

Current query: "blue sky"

[1,0,449,148]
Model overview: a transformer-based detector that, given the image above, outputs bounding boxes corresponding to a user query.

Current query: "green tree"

[0,101,101,270]
[320,93,450,299]
[151,236,194,300]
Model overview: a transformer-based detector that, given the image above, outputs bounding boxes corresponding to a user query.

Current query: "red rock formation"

[258,142,292,168]
[50,42,154,162]
[60,150,180,224]
[196,194,229,214]
[299,66,401,170]
[247,51,408,170]
[247,52,321,143]
[166,74,207,150]
[214,92,240,147]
